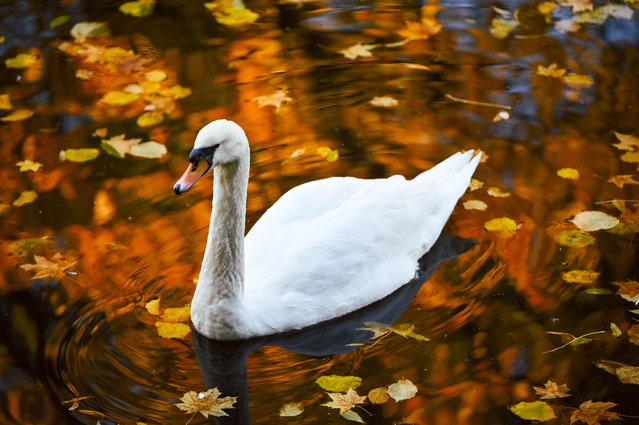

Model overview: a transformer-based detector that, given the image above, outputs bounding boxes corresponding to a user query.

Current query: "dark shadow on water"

[193,231,475,424]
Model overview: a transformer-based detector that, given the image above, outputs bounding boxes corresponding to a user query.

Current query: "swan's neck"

[193,155,249,337]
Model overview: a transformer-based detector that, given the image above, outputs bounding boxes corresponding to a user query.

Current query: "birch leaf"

[557,168,580,179]
[484,217,519,238]
[136,111,164,127]
[387,379,418,401]
[102,91,139,106]
[130,141,167,158]
[59,148,100,162]
[161,306,191,323]
[570,211,619,231]
[155,321,191,339]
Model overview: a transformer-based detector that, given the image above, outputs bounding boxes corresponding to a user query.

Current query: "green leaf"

[59,148,100,162]
[50,15,70,29]
[340,410,364,423]
[119,0,156,17]
[130,141,167,158]
[509,401,556,422]
[555,229,595,247]
[315,375,362,392]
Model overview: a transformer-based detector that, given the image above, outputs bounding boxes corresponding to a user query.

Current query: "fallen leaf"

[557,168,580,179]
[398,18,442,40]
[323,388,366,413]
[341,410,364,423]
[13,190,38,206]
[570,211,619,231]
[160,84,191,99]
[50,15,70,29]
[368,387,389,404]
[161,306,191,323]
[370,96,398,108]
[570,400,620,425]
[339,43,376,60]
[463,200,488,211]
[1,109,34,122]
[175,388,237,418]
[16,160,43,172]
[145,70,167,81]
[595,360,639,384]
[204,0,259,27]
[20,253,77,280]
[620,151,639,163]
[559,0,593,12]
[358,321,429,342]
[136,111,164,127]
[101,91,139,106]
[510,401,557,422]
[70,22,109,41]
[0,94,13,110]
[533,381,571,399]
[119,0,156,17]
[252,89,292,112]
[7,236,52,257]
[612,280,639,303]
[563,73,594,88]
[610,323,622,337]
[130,141,167,158]
[59,148,100,162]
[555,229,596,247]
[612,132,639,151]
[608,175,639,188]
[316,146,339,162]
[561,269,600,284]
[484,217,519,238]
[486,187,510,197]
[5,53,38,69]
[315,375,362,392]
[490,17,519,39]
[75,69,93,80]
[538,2,558,19]
[468,178,484,191]
[387,379,418,402]
[279,402,303,417]
[155,321,191,339]
[145,298,161,316]
[537,63,567,79]
[101,134,141,158]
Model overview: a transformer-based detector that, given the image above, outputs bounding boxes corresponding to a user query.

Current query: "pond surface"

[2,0,639,424]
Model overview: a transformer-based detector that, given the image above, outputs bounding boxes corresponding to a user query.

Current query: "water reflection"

[193,231,474,424]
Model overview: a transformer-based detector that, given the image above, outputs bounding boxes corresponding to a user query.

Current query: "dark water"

[1,0,639,424]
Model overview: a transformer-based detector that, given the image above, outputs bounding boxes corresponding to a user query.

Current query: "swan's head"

[174,119,249,195]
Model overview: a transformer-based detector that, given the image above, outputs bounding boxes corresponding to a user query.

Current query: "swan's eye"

[191,159,199,172]
[213,143,220,149]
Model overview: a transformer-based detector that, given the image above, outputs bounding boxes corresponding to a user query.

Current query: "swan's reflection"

[192,232,474,424]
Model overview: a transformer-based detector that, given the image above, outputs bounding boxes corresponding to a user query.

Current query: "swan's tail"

[413,150,481,184]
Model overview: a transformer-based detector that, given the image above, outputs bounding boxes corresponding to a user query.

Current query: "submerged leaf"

[387,379,418,401]
[20,253,77,280]
[533,381,571,399]
[252,90,292,112]
[315,375,362,392]
[555,229,596,247]
[8,236,52,257]
[570,211,619,231]
[570,400,620,425]
[279,402,304,417]
[323,388,366,413]
[59,148,100,162]
[510,401,556,422]
[175,388,237,418]
[119,0,156,17]
[561,269,600,284]
[595,360,639,385]
[70,22,109,41]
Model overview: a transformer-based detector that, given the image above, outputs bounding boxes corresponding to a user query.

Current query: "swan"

[174,119,481,340]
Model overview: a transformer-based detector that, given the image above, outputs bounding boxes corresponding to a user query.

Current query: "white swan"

[174,119,481,340]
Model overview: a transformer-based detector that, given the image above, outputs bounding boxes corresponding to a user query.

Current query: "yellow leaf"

[7,236,52,257]
[59,148,100,162]
[323,388,366,413]
[486,186,510,197]
[490,18,519,39]
[610,323,622,337]
[620,151,639,163]
[563,73,594,88]
[315,375,362,392]
[561,269,599,284]
[101,134,142,158]
[484,217,519,238]
[161,306,191,323]
[160,84,191,99]
[570,211,619,231]
[537,63,566,78]
[463,200,487,211]
[559,0,593,12]
[145,298,161,316]
[75,69,93,80]
[119,0,156,17]
[557,168,580,179]
[509,401,556,422]
[370,96,398,108]
[279,402,304,417]
[468,178,484,191]
[70,22,109,41]
[145,70,167,81]
[630,324,639,346]
[16,160,43,172]
[387,379,418,401]
[130,141,167,158]
[50,15,70,29]
[612,131,639,150]
[608,174,639,188]
[155,321,191,339]
[174,388,237,418]
[136,111,164,127]
[339,43,376,60]
[533,381,570,399]
[0,94,12,110]
[205,0,259,27]
[555,229,596,247]
[13,190,38,206]
[398,18,442,40]
[538,2,558,17]
[368,387,389,404]
[102,91,139,106]
[316,146,339,162]
[5,53,38,69]
[1,109,34,122]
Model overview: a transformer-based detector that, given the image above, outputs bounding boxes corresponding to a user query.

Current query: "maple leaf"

[608,175,639,188]
[252,89,293,112]
[339,43,376,60]
[612,280,639,303]
[570,400,620,425]
[16,159,43,172]
[174,388,237,418]
[20,253,77,280]
[537,63,567,79]
[533,380,571,399]
[323,388,366,413]
[612,132,639,150]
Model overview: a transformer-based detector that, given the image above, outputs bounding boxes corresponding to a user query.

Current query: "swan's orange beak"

[174,162,210,195]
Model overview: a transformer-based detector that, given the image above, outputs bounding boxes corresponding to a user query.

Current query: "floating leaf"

[279,402,303,417]
[509,401,556,422]
[145,70,167,81]
[59,148,100,162]
[557,168,580,180]
[585,287,612,295]
[119,0,156,17]
[387,379,418,402]
[468,178,484,191]
[161,306,191,323]
[316,146,339,162]
[20,253,77,280]
[570,211,620,231]
[595,360,639,385]
[5,53,38,69]
[358,321,429,342]
[145,298,161,316]
[538,2,558,19]
[70,22,109,41]
[1,109,34,122]
[533,381,571,399]
[486,187,510,197]
[252,90,292,112]
[130,141,167,158]
[463,200,487,211]
[398,17,442,40]
[610,323,622,337]
[323,388,366,413]
[13,190,38,206]
[555,229,596,247]
[608,174,639,188]
[620,151,639,163]
[8,236,52,258]
[490,18,519,39]
[564,74,594,88]
[75,69,93,80]
[175,388,237,418]
[50,15,70,29]
[561,269,599,284]
[612,132,639,151]
[340,410,364,423]
[155,321,191,339]
[161,84,191,99]
[315,375,362,392]
[0,94,13,110]
[102,91,139,106]
[370,96,398,108]
[368,387,389,404]
[484,217,519,238]
[612,280,639,303]
[570,400,620,425]
[204,0,259,27]
[559,0,593,13]
[101,134,141,158]
[16,160,43,172]
[340,43,376,60]
[537,63,567,79]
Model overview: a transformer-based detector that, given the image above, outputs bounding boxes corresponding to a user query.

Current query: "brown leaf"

[612,280,639,303]
[595,360,639,385]
[608,175,639,188]
[533,380,571,399]
[20,253,77,280]
[570,400,620,425]
[323,388,366,413]
[174,388,237,418]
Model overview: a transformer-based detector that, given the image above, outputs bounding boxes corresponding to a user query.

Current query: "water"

[1,0,639,424]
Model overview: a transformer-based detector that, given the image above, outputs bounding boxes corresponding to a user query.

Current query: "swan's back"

[242,151,480,334]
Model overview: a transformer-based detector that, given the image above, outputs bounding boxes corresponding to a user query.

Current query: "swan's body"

[174,119,480,340]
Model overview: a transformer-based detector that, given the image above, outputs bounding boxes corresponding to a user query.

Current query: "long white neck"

[192,153,250,338]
